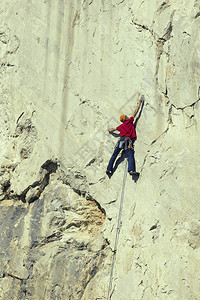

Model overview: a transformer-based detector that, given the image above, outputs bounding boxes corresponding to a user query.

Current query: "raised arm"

[132,96,144,118]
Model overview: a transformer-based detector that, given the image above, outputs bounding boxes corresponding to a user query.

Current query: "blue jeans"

[107,147,135,172]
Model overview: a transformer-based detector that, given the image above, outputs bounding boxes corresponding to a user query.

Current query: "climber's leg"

[107,147,121,173]
[126,148,136,173]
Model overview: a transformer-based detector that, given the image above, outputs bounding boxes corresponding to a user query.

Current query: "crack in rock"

[131,21,153,35]
[2,272,27,282]
[157,1,170,13]
[117,0,125,5]
[21,160,58,203]
[0,160,58,203]
[172,98,200,111]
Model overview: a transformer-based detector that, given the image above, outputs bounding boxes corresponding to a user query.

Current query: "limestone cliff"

[0,0,200,299]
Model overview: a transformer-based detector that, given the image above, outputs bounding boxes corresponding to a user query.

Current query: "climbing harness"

[116,136,135,150]
[107,158,128,300]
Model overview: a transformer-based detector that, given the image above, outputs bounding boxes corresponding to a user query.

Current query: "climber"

[106,96,144,176]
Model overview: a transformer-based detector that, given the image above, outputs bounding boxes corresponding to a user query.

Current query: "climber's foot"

[106,170,112,176]
[129,171,139,176]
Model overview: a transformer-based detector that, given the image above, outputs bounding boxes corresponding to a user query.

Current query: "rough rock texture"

[0,0,200,299]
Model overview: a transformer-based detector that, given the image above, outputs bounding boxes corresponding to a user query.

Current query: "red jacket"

[116,116,136,138]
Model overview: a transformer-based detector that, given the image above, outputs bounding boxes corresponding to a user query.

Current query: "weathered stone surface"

[0,163,107,299]
[0,0,200,299]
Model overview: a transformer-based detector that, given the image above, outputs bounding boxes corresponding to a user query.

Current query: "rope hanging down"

[107,158,128,300]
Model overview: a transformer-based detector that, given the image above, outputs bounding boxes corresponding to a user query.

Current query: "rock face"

[0,0,200,299]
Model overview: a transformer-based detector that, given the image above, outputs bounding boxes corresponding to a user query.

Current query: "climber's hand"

[108,128,116,132]
[140,95,145,103]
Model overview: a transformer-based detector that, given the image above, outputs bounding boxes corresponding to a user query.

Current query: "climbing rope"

[107,158,128,300]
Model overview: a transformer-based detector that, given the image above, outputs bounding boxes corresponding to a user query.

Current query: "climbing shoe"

[106,170,112,176]
[129,171,139,176]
